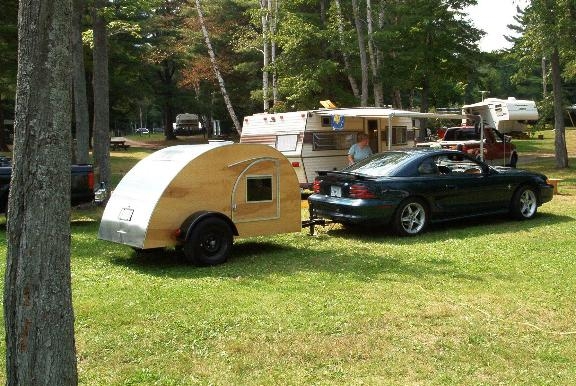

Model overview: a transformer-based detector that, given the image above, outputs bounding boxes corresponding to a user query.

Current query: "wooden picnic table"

[110,137,130,150]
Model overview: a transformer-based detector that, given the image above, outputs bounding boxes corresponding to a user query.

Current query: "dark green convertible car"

[308,148,554,236]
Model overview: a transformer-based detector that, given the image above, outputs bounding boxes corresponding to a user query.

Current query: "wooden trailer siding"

[99,143,302,250]
[142,145,301,248]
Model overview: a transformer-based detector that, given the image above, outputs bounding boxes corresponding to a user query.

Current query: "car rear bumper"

[308,194,397,224]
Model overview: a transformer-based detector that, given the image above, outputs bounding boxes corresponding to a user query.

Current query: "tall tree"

[195,0,242,134]
[4,0,78,383]
[512,0,572,168]
[92,0,111,187]
[351,0,369,106]
[72,0,90,164]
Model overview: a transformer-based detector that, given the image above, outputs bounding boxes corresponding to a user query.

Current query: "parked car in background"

[0,156,96,214]
[308,148,554,236]
[416,126,518,167]
[136,128,149,134]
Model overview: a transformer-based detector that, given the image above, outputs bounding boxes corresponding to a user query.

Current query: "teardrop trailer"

[98,142,323,265]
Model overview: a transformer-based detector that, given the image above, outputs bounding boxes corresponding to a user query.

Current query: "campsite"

[1,129,574,384]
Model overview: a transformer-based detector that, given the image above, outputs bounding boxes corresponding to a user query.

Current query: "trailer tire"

[183,217,233,266]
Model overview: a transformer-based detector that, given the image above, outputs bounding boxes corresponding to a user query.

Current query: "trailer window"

[275,134,298,152]
[246,176,273,202]
[384,126,407,145]
[312,132,356,151]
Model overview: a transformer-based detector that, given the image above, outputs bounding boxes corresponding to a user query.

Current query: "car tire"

[510,186,538,220]
[393,198,428,236]
[183,217,233,266]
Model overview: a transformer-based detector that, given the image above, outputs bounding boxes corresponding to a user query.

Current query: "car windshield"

[343,152,411,177]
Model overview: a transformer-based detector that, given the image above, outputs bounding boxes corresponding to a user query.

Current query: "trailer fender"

[177,211,239,242]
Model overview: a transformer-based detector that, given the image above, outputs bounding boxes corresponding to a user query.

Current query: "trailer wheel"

[183,217,233,265]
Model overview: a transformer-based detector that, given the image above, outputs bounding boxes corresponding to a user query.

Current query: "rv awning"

[311,107,476,121]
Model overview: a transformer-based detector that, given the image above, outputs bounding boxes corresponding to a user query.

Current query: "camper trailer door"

[230,158,280,223]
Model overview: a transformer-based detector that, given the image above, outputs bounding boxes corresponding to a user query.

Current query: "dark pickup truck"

[0,156,96,214]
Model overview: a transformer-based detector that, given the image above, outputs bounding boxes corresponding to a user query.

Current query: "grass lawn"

[1,130,575,384]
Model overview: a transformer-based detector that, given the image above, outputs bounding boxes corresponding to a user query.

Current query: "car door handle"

[445,184,458,189]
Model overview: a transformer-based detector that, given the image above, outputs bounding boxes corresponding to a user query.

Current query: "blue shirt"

[348,143,373,162]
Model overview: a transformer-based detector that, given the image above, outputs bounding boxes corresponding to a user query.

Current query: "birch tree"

[334,0,360,101]
[4,0,78,383]
[195,0,242,134]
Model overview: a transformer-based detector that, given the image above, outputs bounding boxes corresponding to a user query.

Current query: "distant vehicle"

[308,148,554,236]
[416,126,518,167]
[461,97,538,134]
[175,113,203,136]
[0,156,96,214]
[136,128,149,134]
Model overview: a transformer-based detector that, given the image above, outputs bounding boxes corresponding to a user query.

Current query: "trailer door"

[231,158,280,223]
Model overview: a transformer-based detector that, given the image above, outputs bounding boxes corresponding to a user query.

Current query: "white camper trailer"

[461,97,538,133]
[240,108,467,188]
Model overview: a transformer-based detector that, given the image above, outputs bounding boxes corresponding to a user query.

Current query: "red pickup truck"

[417,126,518,167]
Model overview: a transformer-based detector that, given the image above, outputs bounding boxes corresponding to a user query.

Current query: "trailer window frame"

[275,134,298,152]
[246,175,273,203]
[310,131,357,151]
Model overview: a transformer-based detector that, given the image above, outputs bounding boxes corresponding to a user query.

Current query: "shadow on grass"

[105,211,572,283]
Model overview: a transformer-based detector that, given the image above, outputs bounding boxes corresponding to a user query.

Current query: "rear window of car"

[344,152,411,177]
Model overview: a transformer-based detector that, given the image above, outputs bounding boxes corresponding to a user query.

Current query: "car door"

[433,155,510,217]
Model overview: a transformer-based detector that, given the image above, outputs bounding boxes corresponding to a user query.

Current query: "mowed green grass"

[0,130,575,385]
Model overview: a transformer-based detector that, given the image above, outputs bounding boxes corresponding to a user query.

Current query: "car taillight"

[313,178,321,193]
[349,184,376,199]
[87,170,95,191]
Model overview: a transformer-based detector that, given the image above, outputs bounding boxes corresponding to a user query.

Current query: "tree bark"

[5,0,78,384]
[72,0,90,164]
[195,0,242,134]
[351,0,369,106]
[261,0,270,111]
[550,47,569,168]
[92,1,111,187]
[335,0,360,101]
[366,0,384,106]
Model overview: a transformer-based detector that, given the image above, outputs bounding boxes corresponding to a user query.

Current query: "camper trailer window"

[246,176,273,202]
[321,117,331,127]
[312,132,355,151]
[391,126,407,145]
[275,134,298,152]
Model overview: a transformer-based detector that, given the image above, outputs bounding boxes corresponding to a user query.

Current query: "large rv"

[461,97,538,133]
[240,107,466,188]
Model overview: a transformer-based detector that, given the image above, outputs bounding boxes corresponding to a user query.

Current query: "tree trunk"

[270,0,279,106]
[351,0,369,106]
[195,0,242,134]
[5,0,78,384]
[72,0,90,164]
[261,0,270,111]
[550,47,568,168]
[92,1,111,187]
[0,94,8,152]
[366,0,384,106]
[335,0,360,101]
